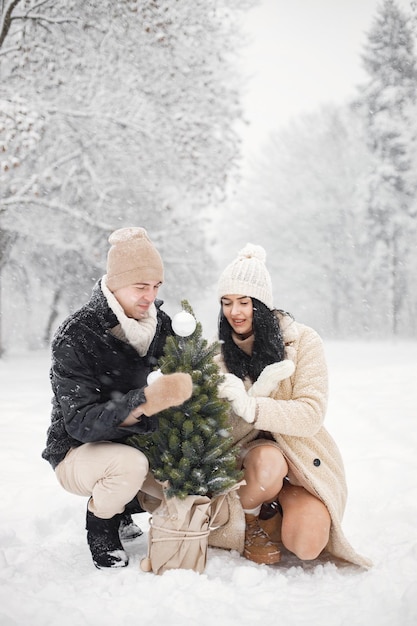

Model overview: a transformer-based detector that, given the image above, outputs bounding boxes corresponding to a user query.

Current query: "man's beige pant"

[55,441,162,519]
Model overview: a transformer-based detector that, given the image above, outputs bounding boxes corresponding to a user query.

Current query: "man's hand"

[140,372,193,416]
[122,372,193,426]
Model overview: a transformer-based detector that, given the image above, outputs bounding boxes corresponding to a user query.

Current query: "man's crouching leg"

[56,442,149,569]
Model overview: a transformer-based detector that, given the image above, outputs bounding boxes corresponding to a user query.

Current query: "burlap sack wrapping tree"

[127,301,242,575]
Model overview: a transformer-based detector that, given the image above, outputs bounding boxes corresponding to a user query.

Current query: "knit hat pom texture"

[217,243,273,310]
[237,243,267,264]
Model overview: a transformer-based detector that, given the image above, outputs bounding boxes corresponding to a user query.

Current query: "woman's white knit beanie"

[217,243,274,310]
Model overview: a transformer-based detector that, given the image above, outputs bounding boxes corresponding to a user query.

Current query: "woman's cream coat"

[209,313,371,568]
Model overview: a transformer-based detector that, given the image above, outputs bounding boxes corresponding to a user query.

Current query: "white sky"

[239,0,414,157]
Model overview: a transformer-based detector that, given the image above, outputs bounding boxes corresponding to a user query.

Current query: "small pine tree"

[127,300,242,499]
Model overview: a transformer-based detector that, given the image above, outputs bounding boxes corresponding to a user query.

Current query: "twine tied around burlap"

[140,481,242,575]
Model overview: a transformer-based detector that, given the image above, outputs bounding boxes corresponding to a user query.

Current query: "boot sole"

[119,529,143,541]
[94,560,129,569]
[243,548,281,565]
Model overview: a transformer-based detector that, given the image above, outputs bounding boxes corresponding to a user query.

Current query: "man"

[42,227,192,569]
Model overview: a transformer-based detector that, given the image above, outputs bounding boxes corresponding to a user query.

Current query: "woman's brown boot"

[243,514,281,565]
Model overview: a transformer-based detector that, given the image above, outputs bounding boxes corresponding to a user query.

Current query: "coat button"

[313,458,321,467]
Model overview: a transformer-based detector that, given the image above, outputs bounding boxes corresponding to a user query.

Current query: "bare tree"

[0,0,252,352]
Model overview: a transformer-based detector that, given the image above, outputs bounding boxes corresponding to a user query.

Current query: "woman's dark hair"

[218,298,289,382]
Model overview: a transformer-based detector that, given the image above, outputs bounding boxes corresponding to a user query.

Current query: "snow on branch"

[46,107,151,136]
[0,0,21,48]
[2,196,114,230]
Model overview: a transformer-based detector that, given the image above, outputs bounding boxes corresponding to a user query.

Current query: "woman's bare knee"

[244,446,288,482]
[239,446,288,508]
[283,526,329,560]
[279,484,331,560]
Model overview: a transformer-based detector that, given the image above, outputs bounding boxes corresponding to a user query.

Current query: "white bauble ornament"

[147,369,163,385]
[172,310,197,337]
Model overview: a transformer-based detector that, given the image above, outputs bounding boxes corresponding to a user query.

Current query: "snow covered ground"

[1,341,416,626]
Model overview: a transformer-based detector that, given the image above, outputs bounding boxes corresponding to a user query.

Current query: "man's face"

[112,281,162,320]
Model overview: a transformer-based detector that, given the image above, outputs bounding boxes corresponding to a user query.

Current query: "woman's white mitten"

[218,373,257,423]
[248,360,295,398]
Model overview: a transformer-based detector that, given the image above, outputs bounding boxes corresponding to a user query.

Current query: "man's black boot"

[119,496,144,541]
[119,513,143,541]
[86,509,129,569]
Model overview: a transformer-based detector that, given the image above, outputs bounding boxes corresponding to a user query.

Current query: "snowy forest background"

[1,0,417,354]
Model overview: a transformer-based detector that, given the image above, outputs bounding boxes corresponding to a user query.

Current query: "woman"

[210,243,370,568]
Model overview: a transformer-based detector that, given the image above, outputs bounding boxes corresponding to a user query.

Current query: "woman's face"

[221,294,254,337]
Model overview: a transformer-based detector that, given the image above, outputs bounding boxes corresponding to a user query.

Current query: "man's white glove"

[248,360,295,398]
[218,373,256,423]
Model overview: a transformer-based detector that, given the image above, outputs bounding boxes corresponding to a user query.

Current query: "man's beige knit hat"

[217,243,274,310]
[106,227,164,291]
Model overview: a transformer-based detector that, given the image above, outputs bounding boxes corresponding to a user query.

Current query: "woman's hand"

[248,360,295,398]
[218,373,257,423]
